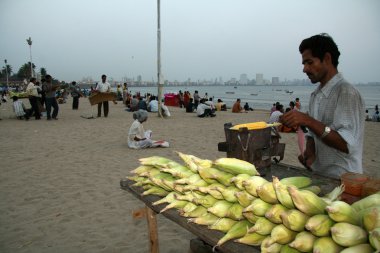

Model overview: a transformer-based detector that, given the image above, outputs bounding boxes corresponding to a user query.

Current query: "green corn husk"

[257,182,279,204]
[131,165,157,175]
[213,158,259,176]
[142,186,169,197]
[208,218,238,233]
[280,176,312,188]
[265,204,288,224]
[235,191,256,207]
[230,174,251,190]
[330,222,368,247]
[214,220,253,248]
[243,211,261,224]
[160,200,189,213]
[160,165,194,179]
[139,156,174,167]
[132,177,153,187]
[174,191,204,202]
[127,175,142,182]
[273,176,295,209]
[325,200,360,225]
[361,206,380,232]
[180,205,208,218]
[369,227,380,251]
[148,172,175,191]
[248,217,277,235]
[188,212,219,226]
[321,184,345,205]
[267,224,297,245]
[280,209,309,232]
[181,202,198,214]
[226,203,244,220]
[301,185,321,195]
[198,166,234,186]
[288,185,327,216]
[141,184,152,190]
[174,174,207,186]
[313,237,344,253]
[244,198,272,217]
[193,194,218,208]
[208,200,233,217]
[352,192,380,212]
[340,243,375,253]
[243,176,268,197]
[173,184,187,194]
[215,186,239,202]
[176,152,212,172]
[288,231,316,252]
[261,237,283,253]
[234,232,267,246]
[280,245,301,253]
[138,168,162,178]
[196,184,225,200]
[305,214,335,237]
[152,191,177,206]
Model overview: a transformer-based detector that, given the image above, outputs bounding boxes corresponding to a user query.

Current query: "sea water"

[125,84,380,112]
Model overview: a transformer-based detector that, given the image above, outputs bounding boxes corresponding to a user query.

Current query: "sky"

[0,0,379,83]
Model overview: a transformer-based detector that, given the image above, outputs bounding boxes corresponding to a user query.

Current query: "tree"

[40,67,47,79]
[17,62,35,79]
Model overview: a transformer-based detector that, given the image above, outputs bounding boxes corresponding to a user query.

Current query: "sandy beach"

[0,96,379,253]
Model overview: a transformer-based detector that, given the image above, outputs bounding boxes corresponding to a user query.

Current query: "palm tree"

[40,67,47,79]
[17,62,35,78]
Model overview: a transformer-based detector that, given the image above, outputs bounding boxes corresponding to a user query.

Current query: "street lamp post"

[26,37,33,78]
[4,59,9,87]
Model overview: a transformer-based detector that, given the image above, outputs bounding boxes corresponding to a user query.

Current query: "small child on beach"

[12,96,29,120]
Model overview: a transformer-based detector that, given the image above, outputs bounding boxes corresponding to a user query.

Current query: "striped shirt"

[308,73,365,179]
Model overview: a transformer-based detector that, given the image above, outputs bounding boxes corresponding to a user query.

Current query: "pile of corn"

[127,152,380,253]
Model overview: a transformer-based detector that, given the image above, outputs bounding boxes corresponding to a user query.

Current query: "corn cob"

[288,231,316,252]
[131,165,158,175]
[213,157,259,176]
[267,224,297,245]
[305,214,335,237]
[273,176,295,209]
[243,176,268,197]
[230,174,251,190]
[280,245,302,253]
[159,200,189,213]
[176,151,212,172]
[330,222,368,247]
[244,198,272,217]
[261,236,283,253]
[196,184,225,200]
[242,211,261,224]
[361,206,380,232]
[226,203,244,221]
[181,202,198,214]
[230,121,281,130]
[265,204,288,224]
[352,192,380,212]
[257,182,280,204]
[214,185,239,202]
[174,174,207,186]
[280,209,309,232]
[152,191,177,206]
[208,217,237,233]
[300,185,321,195]
[248,217,277,235]
[235,191,256,207]
[280,176,312,188]
[188,212,219,226]
[340,244,375,253]
[321,184,345,205]
[313,236,343,253]
[234,232,267,246]
[180,205,207,218]
[214,220,253,248]
[325,200,360,225]
[192,194,218,208]
[288,185,327,216]
[208,200,233,217]
[369,227,380,252]
[142,186,169,197]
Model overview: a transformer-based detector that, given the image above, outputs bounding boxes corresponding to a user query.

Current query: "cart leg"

[145,206,159,253]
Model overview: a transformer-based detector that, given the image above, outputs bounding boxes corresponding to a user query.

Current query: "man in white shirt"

[95,74,111,117]
[25,77,41,120]
[268,104,283,123]
[280,34,365,179]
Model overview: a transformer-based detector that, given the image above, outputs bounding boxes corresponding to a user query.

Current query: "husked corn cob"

[330,222,368,247]
[213,157,259,176]
[230,121,281,130]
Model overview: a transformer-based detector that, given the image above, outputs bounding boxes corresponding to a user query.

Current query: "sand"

[0,96,379,253]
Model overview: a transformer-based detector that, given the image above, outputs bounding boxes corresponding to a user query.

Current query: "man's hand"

[280,110,309,129]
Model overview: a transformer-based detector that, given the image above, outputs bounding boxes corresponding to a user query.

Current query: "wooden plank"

[146,206,159,253]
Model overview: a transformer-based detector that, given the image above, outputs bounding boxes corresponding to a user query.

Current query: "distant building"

[256,73,264,85]
[272,77,279,85]
[239,74,248,85]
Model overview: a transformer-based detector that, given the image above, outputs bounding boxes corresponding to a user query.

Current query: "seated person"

[268,103,284,123]
[128,110,169,149]
[196,98,215,117]
[186,98,195,113]
[205,97,215,111]
[137,97,147,111]
[161,104,171,117]
[12,96,29,120]
[147,96,158,112]
[232,98,246,113]
[215,99,227,111]
[244,102,253,111]
[373,110,380,122]
[129,95,139,112]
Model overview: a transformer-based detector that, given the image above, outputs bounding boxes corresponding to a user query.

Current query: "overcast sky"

[1,0,379,83]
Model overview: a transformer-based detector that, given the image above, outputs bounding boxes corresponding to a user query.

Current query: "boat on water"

[234,86,237,89]
[226,91,235,94]
[285,89,294,94]
[250,93,258,96]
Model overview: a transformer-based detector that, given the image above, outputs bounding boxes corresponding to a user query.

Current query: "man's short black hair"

[299,33,340,68]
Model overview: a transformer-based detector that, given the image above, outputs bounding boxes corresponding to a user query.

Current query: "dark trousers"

[46,97,59,119]
[72,97,79,109]
[28,96,41,119]
[97,101,109,117]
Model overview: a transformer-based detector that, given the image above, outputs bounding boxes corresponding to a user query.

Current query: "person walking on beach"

[280,33,365,179]
[42,75,60,120]
[70,81,81,110]
[26,77,41,120]
[95,74,111,117]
